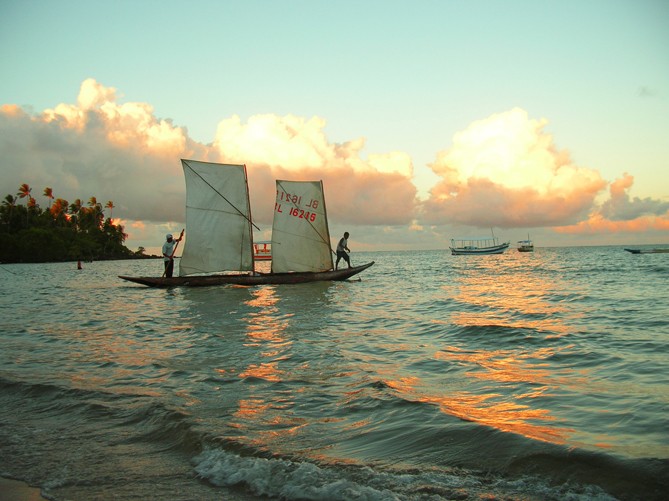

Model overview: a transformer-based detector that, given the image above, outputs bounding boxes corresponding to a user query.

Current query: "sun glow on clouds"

[1,78,667,252]
[0,79,417,251]
[424,108,608,228]
[212,112,417,225]
[43,79,186,156]
[214,114,412,177]
[555,173,669,235]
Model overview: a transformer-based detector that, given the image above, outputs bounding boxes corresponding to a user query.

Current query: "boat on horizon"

[120,160,373,287]
[449,234,510,255]
[624,248,669,254]
[253,240,272,261]
[517,235,534,252]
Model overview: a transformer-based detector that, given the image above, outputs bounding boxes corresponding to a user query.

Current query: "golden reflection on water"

[384,255,584,445]
[387,353,575,444]
[238,361,283,382]
[230,286,291,430]
[230,286,291,383]
[433,345,579,444]
[243,286,291,349]
[234,397,273,420]
[227,285,351,457]
[449,260,580,338]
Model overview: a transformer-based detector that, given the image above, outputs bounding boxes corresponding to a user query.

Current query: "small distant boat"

[253,241,272,261]
[449,235,510,255]
[517,235,534,252]
[624,248,669,254]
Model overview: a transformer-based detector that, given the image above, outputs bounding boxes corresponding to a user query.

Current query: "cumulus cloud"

[0,79,417,251]
[422,108,607,228]
[213,113,417,225]
[599,173,669,221]
[0,79,199,225]
[555,173,669,235]
[3,81,666,251]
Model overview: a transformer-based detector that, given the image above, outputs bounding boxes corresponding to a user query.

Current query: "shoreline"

[0,477,48,501]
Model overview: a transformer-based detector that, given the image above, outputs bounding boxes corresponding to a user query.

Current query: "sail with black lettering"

[271,180,333,273]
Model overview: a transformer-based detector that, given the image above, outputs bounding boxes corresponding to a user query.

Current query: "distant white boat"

[450,236,510,255]
[517,235,534,252]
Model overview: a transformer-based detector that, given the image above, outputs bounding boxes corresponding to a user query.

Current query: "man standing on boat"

[336,232,351,270]
[162,232,183,278]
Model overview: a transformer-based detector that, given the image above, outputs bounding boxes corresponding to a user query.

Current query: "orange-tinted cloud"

[2,81,667,251]
[555,173,669,234]
[213,114,417,225]
[555,212,669,234]
[43,79,188,156]
[0,79,417,238]
[0,79,200,224]
[422,108,608,228]
[599,173,669,221]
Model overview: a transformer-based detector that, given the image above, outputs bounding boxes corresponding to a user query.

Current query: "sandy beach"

[0,478,47,501]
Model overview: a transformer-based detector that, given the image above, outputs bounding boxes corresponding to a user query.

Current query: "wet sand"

[0,478,47,501]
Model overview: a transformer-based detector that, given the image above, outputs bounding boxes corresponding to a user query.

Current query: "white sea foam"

[194,449,399,500]
[193,448,618,500]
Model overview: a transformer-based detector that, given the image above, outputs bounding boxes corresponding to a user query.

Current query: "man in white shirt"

[335,231,351,270]
[162,233,183,277]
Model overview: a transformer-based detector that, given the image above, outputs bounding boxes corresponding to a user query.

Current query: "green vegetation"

[0,183,143,263]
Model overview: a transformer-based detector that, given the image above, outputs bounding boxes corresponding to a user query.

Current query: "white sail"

[271,180,333,273]
[179,160,254,276]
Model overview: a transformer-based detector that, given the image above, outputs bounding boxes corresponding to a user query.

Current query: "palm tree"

[1,194,16,231]
[17,183,31,200]
[17,183,34,224]
[69,199,83,230]
[44,187,54,209]
[2,194,16,207]
[17,183,34,206]
[50,198,69,225]
[85,196,104,230]
[105,200,115,220]
[70,199,83,213]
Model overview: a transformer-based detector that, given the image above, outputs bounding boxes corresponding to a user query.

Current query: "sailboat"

[119,160,374,287]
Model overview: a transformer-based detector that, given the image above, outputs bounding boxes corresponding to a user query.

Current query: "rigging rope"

[185,164,260,231]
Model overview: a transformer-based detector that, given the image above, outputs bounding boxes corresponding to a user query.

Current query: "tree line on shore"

[1,183,145,263]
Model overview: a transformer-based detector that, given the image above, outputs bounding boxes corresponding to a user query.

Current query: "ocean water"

[1,247,668,500]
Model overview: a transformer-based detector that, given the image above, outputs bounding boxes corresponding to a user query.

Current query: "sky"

[1,0,668,254]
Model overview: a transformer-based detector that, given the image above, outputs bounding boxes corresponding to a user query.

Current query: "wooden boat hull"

[120,261,374,287]
[450,243,509,255]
